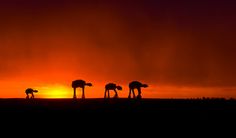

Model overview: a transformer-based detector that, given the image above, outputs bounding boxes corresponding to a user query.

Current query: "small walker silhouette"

[72,79,92,99]
[25,88,38,99]
[128,81,148,99]
[104,83,122,99]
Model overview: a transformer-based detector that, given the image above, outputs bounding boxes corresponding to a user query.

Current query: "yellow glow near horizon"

[38,84,72,98]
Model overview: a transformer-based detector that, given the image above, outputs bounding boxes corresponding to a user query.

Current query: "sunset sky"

[0,0,236,98]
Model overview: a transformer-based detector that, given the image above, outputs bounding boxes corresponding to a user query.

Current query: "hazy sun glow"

[38,84,71,98]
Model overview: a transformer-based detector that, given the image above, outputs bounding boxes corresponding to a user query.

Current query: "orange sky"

[0,0,236,98]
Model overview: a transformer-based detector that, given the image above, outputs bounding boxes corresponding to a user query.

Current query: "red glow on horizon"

[0,0,236,98]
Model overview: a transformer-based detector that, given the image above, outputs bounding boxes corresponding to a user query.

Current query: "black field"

[1,98,235,133]
[1,98,235,119]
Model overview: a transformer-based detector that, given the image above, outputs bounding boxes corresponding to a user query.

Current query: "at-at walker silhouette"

[25,88,38,99]
[72,79,92,99]
[128,81,148,99]
[104,83,122,99]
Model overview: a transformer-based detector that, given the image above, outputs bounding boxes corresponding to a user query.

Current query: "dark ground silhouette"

[1,98,236,119]
[1,98,235,134]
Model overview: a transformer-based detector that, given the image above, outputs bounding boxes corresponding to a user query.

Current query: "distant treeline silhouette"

[25,80,148,99]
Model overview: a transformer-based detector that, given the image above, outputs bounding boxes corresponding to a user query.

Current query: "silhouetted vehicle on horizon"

[129,81,148,99]
[25,88,38,99]
[72,79,92,99]
[104,83,122,99]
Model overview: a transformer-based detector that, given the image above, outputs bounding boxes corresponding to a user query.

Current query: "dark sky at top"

[0,0,236,88]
